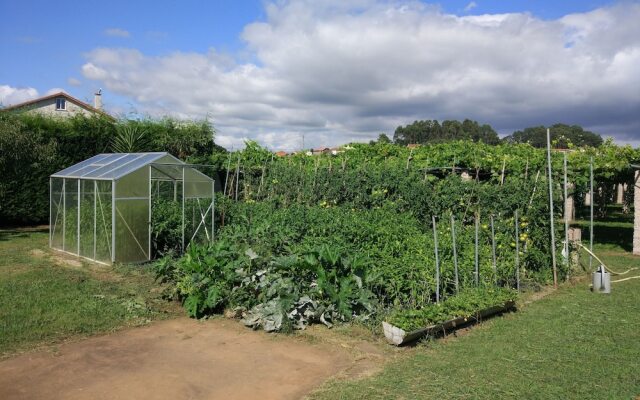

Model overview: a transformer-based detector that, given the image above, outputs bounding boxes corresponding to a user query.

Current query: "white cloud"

[104,28,130,38]
[81,1,640,150]
[464,2,477,12]
[0,85,39,106]
[45,88,66,95]
[67,77,82,86]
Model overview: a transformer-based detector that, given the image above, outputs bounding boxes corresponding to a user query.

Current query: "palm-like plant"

[111,124,152,153]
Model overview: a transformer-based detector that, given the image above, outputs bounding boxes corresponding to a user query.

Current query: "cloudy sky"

[1,0,639,150]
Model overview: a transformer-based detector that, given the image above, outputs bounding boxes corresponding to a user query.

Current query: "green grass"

[312,225,640,399]
[0,229,178,357]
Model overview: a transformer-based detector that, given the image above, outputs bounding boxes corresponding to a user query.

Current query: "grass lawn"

[0,228,178,357]
[312,214,640,399]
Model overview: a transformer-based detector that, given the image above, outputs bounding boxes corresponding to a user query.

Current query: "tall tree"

[393,119,498,145]
[503,123,602,148]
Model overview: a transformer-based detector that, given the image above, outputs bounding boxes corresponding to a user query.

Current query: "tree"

[393,119,498,145]
[370,133,392,145]
[503,123,602,148]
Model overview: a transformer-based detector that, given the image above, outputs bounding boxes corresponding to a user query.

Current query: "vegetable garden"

[151,140,639,336]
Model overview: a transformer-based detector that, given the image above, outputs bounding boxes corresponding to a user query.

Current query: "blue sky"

[1,0,637,149]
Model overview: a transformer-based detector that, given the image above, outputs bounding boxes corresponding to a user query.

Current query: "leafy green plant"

[387,287,517,331]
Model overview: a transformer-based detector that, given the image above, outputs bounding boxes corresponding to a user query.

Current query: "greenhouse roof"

[51,152,185,180]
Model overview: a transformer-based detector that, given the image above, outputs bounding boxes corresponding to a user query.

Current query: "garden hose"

[570,242,640,285]
[572,242,638,276]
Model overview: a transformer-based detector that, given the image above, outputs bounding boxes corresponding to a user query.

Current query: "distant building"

[2,90,111,118]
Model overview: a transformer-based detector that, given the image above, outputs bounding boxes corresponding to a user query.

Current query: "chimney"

[94,89,102,110]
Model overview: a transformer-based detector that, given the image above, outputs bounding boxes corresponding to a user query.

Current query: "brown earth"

[0,318,382,400]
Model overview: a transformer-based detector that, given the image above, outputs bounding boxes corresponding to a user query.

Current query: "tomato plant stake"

[528,170,541,208]
[475,212,479,286]
[515,209,520,292]
[546,128,558,287]
[490,214,497,284]
[563,152,569,278]
[432,215,440,303]
[223,153,231,197]
[451,214,459,294]
[234,152,241,201]
[589,157,594,269]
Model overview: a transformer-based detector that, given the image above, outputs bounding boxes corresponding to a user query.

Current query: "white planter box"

[383,300,516,346]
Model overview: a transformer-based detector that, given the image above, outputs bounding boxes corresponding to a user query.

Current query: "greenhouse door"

[150,163,214,259]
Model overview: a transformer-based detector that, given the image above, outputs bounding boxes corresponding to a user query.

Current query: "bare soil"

[0,318,380,400]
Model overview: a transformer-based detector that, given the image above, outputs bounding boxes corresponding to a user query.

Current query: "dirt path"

[0,318,361,400]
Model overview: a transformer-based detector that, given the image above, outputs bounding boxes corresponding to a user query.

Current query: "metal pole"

[148,165,152,260]
[62,179,65,251]
[94,180,97,260]
[432,215,440,303]
[515,209,520,292]
[112,181,116,263]
[589,157,594,269]
[451,214,459,294]
[77,180,80,255]
[182,166,185,252]
[49,178,52,248]
[211,180,215,243]
[546,128,558,287]
[234,153,241,201]
[475,212,479,286]
[563,152,569,275]
[223,153,231,197]
[490,214,497,284]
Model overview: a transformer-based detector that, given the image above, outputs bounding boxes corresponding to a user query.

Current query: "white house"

[2,90,111,118]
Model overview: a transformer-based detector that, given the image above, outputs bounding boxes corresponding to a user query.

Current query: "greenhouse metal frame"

[49,152,214,264]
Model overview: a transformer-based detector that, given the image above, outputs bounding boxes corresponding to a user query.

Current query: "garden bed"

[383,300,516,346]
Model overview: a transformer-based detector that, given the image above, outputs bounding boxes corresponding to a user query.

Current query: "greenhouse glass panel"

[115,165,150,199]
[184,167,213,198]
[64,179,79,254]
[115,199,149,263]
[95,181,113,263]
[79,180,95,258]
[50,178,64,249]
[51,152,214,264]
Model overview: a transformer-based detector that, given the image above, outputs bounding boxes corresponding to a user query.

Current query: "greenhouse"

[49,152,214,264]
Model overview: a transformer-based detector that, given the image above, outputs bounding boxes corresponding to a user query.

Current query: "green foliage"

[160,139,639,331]
[393,119,499,145]
[504,123,603,148]
[387,287,517,331]
[154,239,376,331]
[0,112,218,224]
[110,124,152,153]
[151,197,182,257]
